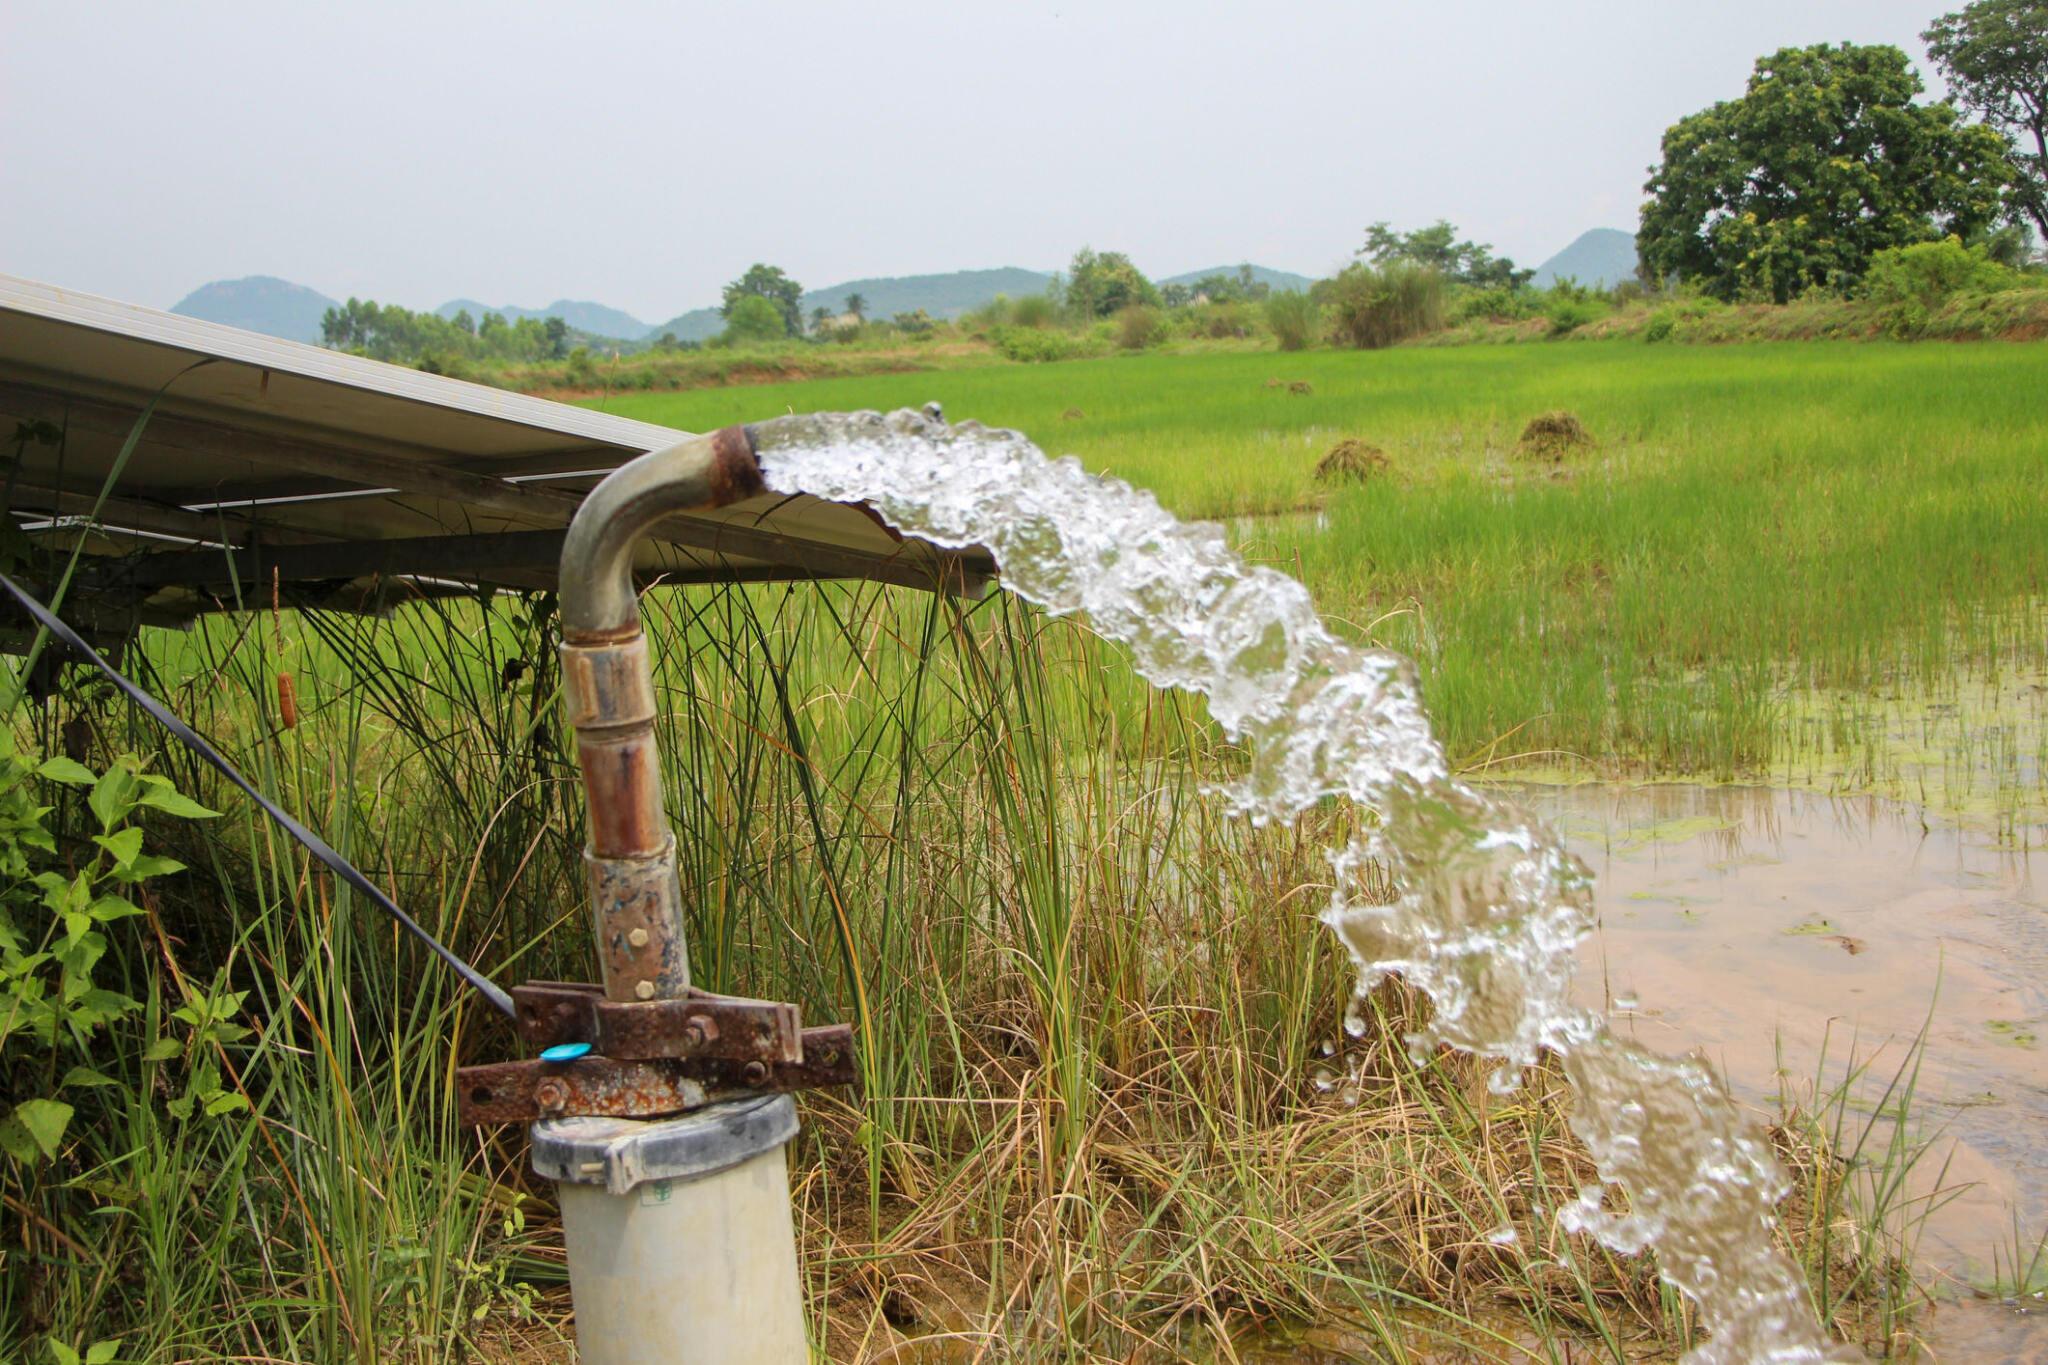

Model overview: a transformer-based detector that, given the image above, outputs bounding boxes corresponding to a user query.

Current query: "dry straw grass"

[1314,440,1391,486]
[1515,410,1595,462]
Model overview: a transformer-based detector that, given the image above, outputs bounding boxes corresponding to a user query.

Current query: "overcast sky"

[2,0,1954,321]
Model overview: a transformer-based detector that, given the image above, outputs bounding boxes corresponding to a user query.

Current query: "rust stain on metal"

[455,1025,855,1125]
[576,735,667,858]
[513,981,803,1064]
[708,424,764,505]
[584,849,686,998]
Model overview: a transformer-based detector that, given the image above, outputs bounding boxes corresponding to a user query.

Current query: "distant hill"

[1531,229,1639,289]
[435,298,653,341]
[803,267,1057,323]
[646,307,730,345]
[647,267,1061,341]
[169,258,1328,352]
[1160,264,1318,293]
[170,276,339,345]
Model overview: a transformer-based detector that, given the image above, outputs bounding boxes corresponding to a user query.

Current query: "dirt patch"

[1516,410,1595,461]
[1314,439,1390,486]
[1061,407,1086,421]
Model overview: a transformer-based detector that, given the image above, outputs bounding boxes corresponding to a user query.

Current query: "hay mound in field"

[1516,410,1594,461]
[1288,380,1314,396]
[1315,439,1390,486]
[1060,407,1085,421]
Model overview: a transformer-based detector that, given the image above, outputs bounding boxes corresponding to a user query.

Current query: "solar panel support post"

[547,424,809,1363]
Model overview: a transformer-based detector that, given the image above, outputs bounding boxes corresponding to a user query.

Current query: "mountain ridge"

[165,242,1616,350]
[1159,264,1316,293]
[434,297,652,340]
[1530,228,1638,289]
[169,275,339,345]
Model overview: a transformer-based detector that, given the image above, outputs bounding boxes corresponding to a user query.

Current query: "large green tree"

[721,294,787,345]
[1062,248,1160,318]
[720,263,804,337]
[1926,0,2048,242]
[1638,43,2013,300]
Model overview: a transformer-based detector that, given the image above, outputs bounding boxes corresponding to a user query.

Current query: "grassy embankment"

[5,340,2033,1361]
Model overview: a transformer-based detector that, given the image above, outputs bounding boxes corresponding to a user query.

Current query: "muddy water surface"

[1510,783,2047,1349]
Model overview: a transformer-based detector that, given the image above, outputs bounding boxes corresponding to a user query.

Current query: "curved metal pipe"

[556,423,767,1002]
[558,424,765,641]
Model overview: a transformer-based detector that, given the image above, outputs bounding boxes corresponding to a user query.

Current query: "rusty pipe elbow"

[557,424,766,641]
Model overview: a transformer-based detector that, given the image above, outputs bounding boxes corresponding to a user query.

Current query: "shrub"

[963,296,1012,331]
[1451,285,1538,324]
[992,326,1088,363]
[1264,291,1319,351]
[1862,237,2022,338]
[1188,302,1254,339]
[1319,261,1447,348]
[1115,304,1165,350]
[0,742,230,1170]
[1545,295,1607,335]
[1009,293,1056,328]
[1643,310,1678,343]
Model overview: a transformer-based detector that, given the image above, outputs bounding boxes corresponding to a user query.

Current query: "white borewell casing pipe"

[548,425,810,1361]
[533,1098,808,1363]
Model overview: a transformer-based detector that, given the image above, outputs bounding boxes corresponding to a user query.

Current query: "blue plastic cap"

[540,1042,593,1064]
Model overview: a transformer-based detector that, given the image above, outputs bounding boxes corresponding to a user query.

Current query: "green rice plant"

[603,339,2048,820]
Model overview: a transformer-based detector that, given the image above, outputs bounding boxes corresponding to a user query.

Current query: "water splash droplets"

[759,409,1853,1363]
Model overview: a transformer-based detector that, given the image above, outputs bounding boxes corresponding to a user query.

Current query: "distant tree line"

[332,2,2047,379]
[320,298,571,365]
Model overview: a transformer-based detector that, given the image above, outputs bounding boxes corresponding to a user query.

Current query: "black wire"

[0,572,516,1017]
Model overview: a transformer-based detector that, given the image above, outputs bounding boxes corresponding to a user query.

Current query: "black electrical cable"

[0,572,517,1018]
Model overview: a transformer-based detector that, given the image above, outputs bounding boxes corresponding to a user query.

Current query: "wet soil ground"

[1511,782,2048,1359]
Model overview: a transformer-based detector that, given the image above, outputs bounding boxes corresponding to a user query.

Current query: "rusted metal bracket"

[511,980,803,1064]
[459,1023,857,1124]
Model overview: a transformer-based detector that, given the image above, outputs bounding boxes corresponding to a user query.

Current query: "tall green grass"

[5,571,1927,1361]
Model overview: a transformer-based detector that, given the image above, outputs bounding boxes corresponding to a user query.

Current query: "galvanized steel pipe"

[557,424,764,1003]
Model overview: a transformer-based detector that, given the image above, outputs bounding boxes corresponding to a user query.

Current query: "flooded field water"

[1509,782,2047,1357]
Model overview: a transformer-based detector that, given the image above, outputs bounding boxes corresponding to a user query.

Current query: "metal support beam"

[98,528,573,590]
[1,380,582,528]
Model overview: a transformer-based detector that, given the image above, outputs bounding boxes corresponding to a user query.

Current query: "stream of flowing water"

[758,407,1854,1363]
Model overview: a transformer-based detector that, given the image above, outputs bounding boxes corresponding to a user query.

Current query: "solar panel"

[0,275,992,633]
